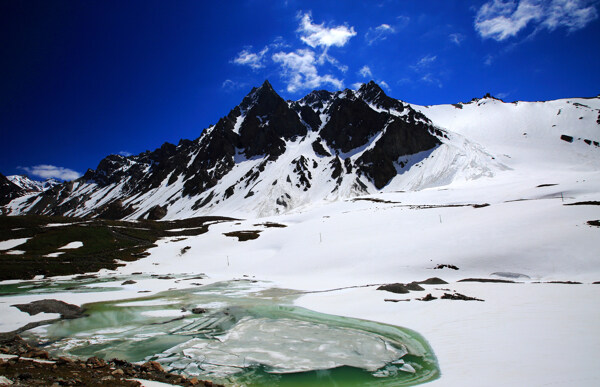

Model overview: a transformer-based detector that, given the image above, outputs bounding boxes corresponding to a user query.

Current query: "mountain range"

[2,80,599,219]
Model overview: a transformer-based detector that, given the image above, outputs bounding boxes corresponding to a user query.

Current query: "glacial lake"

[10,278,440,386]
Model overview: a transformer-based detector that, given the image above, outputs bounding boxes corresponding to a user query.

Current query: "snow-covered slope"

[4,84,599,220]
[412,96,600,173]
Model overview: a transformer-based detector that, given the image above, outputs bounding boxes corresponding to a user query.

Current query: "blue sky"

[1,0,599,180]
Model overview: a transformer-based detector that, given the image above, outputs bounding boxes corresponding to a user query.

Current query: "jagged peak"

[357,80,385,96]
[234,79,285,116]
[357,82,388,105]
[260,79,274,91]
[297,89,335,109]
[355,80,406,113]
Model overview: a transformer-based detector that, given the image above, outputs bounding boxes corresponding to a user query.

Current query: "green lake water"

[11,279,439,386]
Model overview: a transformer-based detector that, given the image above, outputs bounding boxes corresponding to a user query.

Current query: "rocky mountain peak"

[238,79,280,112]
[357,81,405,112]
[358,80,384,98]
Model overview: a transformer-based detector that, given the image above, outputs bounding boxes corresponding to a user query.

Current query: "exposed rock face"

[235,80,307,159]
[320,97,389,153]
[2,80,443,219]
[356,115,440,189]
[0,173,22,206]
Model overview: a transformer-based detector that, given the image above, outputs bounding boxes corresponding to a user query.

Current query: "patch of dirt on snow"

[458,278,515,283]
[223,230,262,241]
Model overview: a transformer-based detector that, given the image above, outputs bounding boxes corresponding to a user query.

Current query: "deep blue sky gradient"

[1,0,599,179]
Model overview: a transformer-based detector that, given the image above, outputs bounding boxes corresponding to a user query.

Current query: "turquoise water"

[23,280,439,386]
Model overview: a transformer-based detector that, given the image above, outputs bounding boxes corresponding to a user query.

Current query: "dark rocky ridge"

[2,80,442,219]
[0,173,22,207]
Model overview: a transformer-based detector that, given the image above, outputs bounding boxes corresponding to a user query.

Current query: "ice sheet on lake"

[158,316,407,376]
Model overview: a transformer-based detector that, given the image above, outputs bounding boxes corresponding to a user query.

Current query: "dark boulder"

[560,134,574,143]
[418,277,448,285]
[12,299,84,319]
[147,205,167,220]
[377,283,409,294]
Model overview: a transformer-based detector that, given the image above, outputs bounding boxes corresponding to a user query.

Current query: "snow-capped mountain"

[7,175,61,193]
[0,174,61,208]
[3,81,599,219]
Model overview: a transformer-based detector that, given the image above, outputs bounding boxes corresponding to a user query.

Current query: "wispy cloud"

[421,73,443,88]
[272,49,343,93]
[417,54,437,67]
[378,80,391,91]
[232,46,269,69]
[365,23,396,45]
[475,0,598,41]
[449,33,465,45]
[409,54,443,87]
[297,12,357,49]
[118,151,132,157]
[318,51,348,72]
[18,165,81,181]
[351,82,364,90]
[222,79,247,91]
[358,65,372,78]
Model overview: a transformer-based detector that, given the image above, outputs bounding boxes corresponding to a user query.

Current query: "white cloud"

[475,0,598,41]
[542,0,598,30]
[449,33,465,45]
[484,54,494,65]
[272,49,343,93]
[18,165,81,181]
[359,65,372,78]
[118,151,132,157]
[365,23,396,45]
[378,80,391,91]
[297,12,357,49]
[351,82,364,90]
[232,46,269,69]
[231,12,355,94]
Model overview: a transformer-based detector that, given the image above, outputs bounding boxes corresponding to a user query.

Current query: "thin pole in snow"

[439,215,442,224]
[561,192,564,202]
[320,233,322,243]
[227,256,229,266]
